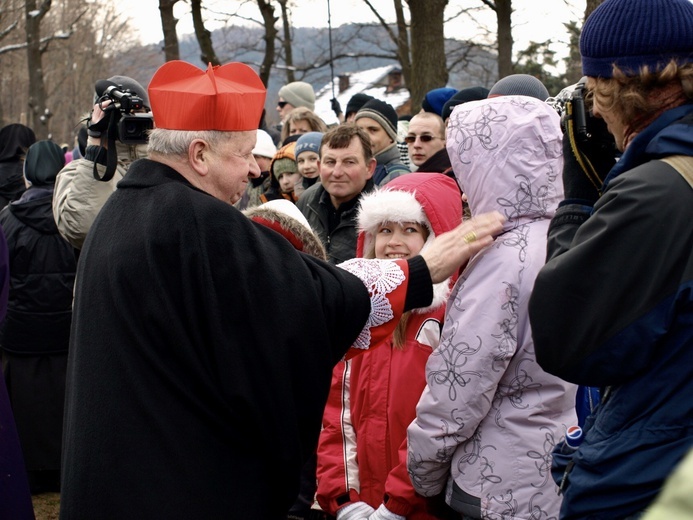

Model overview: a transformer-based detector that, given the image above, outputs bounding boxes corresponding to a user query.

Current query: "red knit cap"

[148,61,266,131]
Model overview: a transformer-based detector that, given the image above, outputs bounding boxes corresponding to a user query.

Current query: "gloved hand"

[336,501,376,520]
[330,97,342,117]
[561,95,617,204]
[87,101,111,138]
[367,504,405,520]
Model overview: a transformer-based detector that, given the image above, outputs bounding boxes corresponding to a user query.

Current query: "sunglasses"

[277,101,289,108]
[404,134,441,144]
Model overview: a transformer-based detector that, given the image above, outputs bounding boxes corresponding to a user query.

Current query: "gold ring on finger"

[463,231,478,244]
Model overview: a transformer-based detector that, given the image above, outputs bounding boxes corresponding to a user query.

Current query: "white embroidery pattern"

[338,258,406,350]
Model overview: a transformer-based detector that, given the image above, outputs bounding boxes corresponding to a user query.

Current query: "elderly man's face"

[406,115,446,167]
[205,131,261,204]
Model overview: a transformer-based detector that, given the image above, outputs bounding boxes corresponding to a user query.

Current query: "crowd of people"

[0,0,691,518]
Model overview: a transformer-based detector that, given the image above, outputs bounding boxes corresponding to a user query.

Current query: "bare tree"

[480,0,513,79]
[25,0,53,138]
[277,0,294,83]
[584,0,604,20]
[407,0,448,113]
[159,0,180,61]
[256,0,277,87]
[191,0,220,65]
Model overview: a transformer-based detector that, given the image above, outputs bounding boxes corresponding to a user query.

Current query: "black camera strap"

[92,110,119,182]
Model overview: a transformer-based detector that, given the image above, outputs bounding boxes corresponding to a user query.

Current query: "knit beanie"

[272,158,298,180]
[580,0,693,78]
[105,75,150,107]
[488,74,550,101]
[278,81,316,111]
[345,93,375,119]
[294,131,323,159]
[253,129,277,159]
[23,140,65,186]
[355,99,399,143]
[441,86,490,121]
[421,87,458,117]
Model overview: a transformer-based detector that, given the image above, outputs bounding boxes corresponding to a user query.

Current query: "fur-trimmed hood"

[244,199,327,260]
[356,172,463,312]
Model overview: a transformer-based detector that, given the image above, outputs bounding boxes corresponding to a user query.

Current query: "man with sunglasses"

[405,112,451,175]
[277,80,316,121]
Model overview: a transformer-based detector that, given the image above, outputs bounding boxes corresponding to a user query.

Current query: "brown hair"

[588,61,693,140]
[280,107,328,143]
[321,123,374,164]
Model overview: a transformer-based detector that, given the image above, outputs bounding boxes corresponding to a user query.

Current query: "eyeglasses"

[404,134,442,144]
[277,101,289,108]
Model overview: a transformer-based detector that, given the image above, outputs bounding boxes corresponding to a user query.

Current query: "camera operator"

[528,0,693,518]
[52,75,151,251]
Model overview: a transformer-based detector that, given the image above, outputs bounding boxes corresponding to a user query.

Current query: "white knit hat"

[252,129,277,159]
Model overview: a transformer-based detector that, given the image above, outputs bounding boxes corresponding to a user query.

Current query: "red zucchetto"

[148,61,266,131]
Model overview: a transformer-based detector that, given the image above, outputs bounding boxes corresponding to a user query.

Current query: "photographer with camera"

[528,0,693,518]
[52,75,151,251]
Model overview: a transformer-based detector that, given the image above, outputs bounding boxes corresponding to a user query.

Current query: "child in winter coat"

[261,141,300,204]
[316,172,463,520]
[406,95,577,520]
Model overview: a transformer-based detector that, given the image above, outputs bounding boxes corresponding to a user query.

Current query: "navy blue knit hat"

[295,131,323,159]
[421,87,458,117]
[581,0,693,78]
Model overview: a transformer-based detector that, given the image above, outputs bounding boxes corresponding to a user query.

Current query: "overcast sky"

[120,0,586,64]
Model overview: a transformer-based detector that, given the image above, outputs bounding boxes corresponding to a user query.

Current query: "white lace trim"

[338,258,406,350]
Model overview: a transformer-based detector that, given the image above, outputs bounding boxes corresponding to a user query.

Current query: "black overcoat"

[61,159,371,519]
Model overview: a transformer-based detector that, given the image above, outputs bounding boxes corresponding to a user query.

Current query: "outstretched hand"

[421,211,505,284]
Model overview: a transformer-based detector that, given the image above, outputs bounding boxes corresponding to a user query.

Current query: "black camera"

[94,81,153,145]
[547,78,589,143]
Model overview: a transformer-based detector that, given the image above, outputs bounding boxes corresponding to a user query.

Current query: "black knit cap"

[441,86,490,121]
[23,140,65,186]
[355,98,399,142]
[345,93,375,119]
[580,0,693,78]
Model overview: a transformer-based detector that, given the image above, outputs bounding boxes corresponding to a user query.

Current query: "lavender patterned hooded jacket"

[407,96,577,520]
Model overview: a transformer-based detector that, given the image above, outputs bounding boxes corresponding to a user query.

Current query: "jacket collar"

[604,103,693,187]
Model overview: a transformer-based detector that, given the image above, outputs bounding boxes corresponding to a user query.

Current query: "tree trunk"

[159,0,180,62]
[393,0,411,96]
[584,0,604,21]
[495,0,513,79]
[191,0,220,66]
[277,0,294,83]
[25,0,50,139]
[256,0,277,87]
[406,0,448,114]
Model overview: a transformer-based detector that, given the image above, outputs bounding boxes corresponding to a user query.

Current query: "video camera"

[93,80,153,145]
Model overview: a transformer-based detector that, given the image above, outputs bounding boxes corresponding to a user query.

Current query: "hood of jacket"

[447,95,564,229]
[356,172,463,311]
[8,186,57,233]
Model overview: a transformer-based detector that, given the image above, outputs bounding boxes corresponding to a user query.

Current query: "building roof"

[313,64,410,126]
